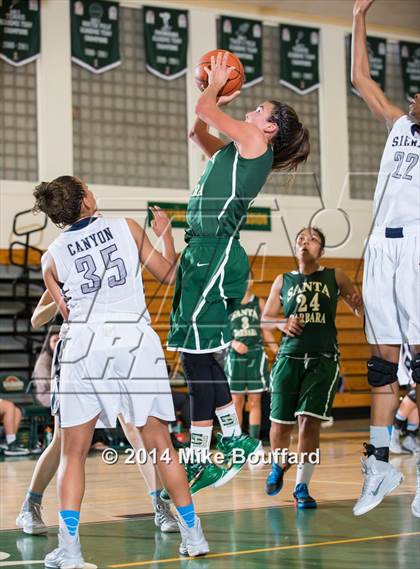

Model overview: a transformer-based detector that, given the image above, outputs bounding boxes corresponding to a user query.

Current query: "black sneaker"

[4,442,30,456]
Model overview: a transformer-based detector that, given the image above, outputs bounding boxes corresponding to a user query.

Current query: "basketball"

[194,49,245,96]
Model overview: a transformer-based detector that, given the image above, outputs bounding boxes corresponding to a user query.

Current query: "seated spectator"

[0,399,30,456]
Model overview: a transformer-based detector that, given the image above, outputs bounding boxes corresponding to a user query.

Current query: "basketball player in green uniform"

[263,227,363,508]
[165,52,310,496]
[225,274,277,441]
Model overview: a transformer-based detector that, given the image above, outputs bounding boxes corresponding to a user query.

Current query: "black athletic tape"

[363,443,389,462]
[407,388,417,403]
[410,353,420,384]
[367,356,398,388]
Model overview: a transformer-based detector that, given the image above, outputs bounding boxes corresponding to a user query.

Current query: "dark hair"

[295,226,326,250]
[41,325,61,356]
[33,176,86,228]
[268,101,310,172]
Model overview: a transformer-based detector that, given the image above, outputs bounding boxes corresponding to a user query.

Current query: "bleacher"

[142,255,371,410]
[0,212,371,412]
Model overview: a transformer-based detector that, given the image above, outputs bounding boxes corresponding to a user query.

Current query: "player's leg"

[400,394,419,454]
[265,356,299,496]
[45,415,98,569]
[139,416,209,557]
[232,393,245,427]
[17,416,61,534]
[292,356,339,508]
[390,392,416,454]
[410,344,420,517]
[294,414,321,509]
[247,393,262,439]
[354,343,403,516]
[0,399,29,456]
[117,415,178,533]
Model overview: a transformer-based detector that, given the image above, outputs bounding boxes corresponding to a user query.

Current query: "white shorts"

[57,318,175,429]
[363,225,420,345]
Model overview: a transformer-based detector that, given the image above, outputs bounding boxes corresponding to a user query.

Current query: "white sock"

[190,425,212,458]
[370,426,391,448]
[295,463,315,487]
[215,403,241,437]
[6,434,16,445]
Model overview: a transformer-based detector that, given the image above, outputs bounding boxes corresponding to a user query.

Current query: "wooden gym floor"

[0,420,419,568]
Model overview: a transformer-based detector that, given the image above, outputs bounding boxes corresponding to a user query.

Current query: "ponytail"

[268,101,310,172]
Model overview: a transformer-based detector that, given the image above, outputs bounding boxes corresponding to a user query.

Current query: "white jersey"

[45,216,150,322]
[373,115,420,227]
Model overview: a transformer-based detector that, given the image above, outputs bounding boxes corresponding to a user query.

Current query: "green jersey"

[186,142,273,240]
[279,267,339,356]
[229,295,263,349]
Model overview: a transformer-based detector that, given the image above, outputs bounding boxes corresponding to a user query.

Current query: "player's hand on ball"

[231,340,249,355]
[150,206,172,238]
[353,0,375,16]
[204,51,235,91]
[217,91,241,107]
[280,315,304,337]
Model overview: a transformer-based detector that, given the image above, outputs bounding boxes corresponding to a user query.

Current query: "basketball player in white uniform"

[351,0,420,518]
[33,176,209,567]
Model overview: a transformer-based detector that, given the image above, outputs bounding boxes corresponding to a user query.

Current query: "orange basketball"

[194,49,245,96]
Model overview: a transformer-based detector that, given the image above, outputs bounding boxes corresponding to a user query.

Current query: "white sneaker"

[177,516,209,557]
[411,453,420,518]
[44,530,84,569]
[401,433,419,454]
[16,501,48,535]
[154,501,179,533]
[390,431,410,455]
[353,454,404,516]
[247,445,265,470]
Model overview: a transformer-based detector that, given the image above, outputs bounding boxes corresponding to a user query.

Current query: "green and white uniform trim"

[270,267,341,422]
[168,142,273,354]
[225,296,270,393]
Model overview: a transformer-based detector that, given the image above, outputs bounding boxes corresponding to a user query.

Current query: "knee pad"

[410,353,420,384]
[407,388,417,403]
[367,357,398,387]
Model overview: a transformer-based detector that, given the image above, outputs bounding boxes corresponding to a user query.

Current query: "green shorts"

[270,354,340,423]
[167,237,249,353]
[225,348,270,393]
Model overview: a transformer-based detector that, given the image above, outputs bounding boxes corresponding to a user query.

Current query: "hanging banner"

[219,16,263,87]
[399,41,420,100]
[143,6,188,80]
[279,24,320,95]
[0,0,40,66]
[351,35,387,96]
[71,0,121,74]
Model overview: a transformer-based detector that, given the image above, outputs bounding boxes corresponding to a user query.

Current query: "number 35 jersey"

[45,217,150,322]
[279,267,339,356]
[374,115,420,228]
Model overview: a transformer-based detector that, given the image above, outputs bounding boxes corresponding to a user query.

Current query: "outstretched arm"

[195,52,267,158]
[31,289,58,329]
[189,92,240,158]
[351,0,404,126]
[42,253,69,321]
[126,208,177,285]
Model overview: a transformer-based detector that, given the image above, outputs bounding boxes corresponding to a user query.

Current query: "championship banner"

[71,0,121,74]
[279,24,320,95]
[148,202,271,232]
[399,41,420,100]
[0,0,40,66]
[143,5,188,80]
[219,16,263,87]
[351,35,387,96]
